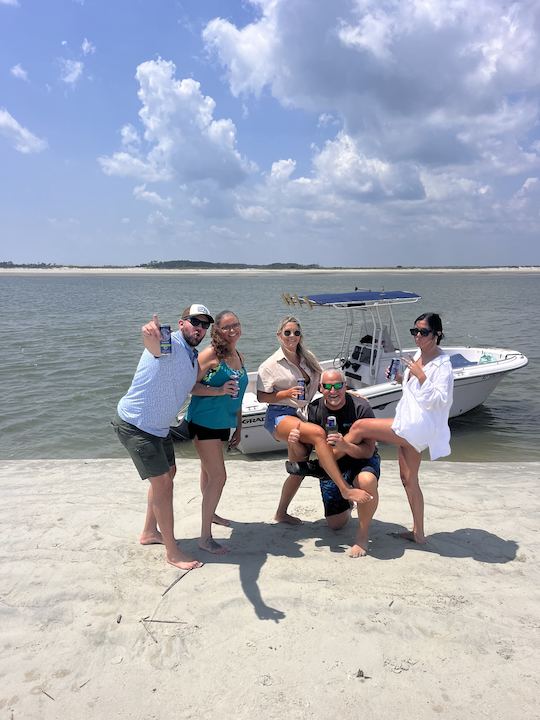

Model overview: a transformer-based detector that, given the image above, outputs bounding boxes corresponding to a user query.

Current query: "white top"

[256,347,320,409]
[391,350,454,460]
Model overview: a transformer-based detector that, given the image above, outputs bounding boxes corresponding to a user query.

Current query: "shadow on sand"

[179,518,518,623]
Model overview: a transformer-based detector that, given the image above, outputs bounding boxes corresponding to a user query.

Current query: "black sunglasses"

[283,329,301,337]
[185,316,211,329]
[410,327,432,337]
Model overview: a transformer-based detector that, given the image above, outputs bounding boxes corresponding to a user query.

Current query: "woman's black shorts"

[187,421,231,442]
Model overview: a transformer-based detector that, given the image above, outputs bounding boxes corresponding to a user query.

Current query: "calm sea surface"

[1,270,538,462]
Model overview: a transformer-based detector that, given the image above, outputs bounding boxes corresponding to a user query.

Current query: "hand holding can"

[230,370,240,398]
[159,324,172,354]
[325,415,337,444]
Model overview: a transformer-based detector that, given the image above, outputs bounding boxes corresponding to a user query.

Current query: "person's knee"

[150,472,174,494]
[309,425,327,442]
[348,420,363,441]
[326,511,349,530]
[356,473,377,494]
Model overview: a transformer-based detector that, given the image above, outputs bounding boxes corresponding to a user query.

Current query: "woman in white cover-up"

[347,312,454,544]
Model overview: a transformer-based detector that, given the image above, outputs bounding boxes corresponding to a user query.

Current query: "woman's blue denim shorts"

[263,404,298,435]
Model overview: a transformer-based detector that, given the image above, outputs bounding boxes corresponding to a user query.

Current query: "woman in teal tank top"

[186,310,248,555]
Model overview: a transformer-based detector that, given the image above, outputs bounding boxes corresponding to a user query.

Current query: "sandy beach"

[1,266,539,276]
[1,458,539,719]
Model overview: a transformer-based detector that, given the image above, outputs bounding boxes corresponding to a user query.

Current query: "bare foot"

[391,530,427,544]
[274,513,303,525]
[198,537,229,555]
[212,513,231,527]
[166,551,203,570]
[349,543,368,558]
[346,488,374,505]
[139,531,164,545]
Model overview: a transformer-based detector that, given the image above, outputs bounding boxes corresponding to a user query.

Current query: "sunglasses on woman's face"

[186,316,211,329]
[282,329,301,337]
[409,327,432,337]
[322,382,344,391]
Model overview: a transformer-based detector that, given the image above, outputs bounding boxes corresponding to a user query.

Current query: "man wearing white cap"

[112,304,214,570]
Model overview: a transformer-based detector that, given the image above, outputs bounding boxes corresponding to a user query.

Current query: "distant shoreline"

[1,266,539,276]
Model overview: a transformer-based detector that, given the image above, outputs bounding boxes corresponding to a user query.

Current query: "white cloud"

[194,0,540,260]
[509,177,540,211]
[190,195,209,208]
[147,210,172,227]
[100,151,169,182]
[312,133,425,201]
[269,159,296,183]
[0,0,20,6]
[203,0,540,176]
[120,124,141,150]
[0,108,48,154]
[236,204,272,222]
[317,113,339,128]
[305,210,340,225]
[10,64,28,82]
[203,8,278,97]
[100,58,254,189]
[210,225,237,238]
[81,38,95,55]
[133,184,172,208]
[59,59,84,85]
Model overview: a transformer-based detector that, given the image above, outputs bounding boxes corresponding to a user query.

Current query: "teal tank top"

[186,358,248,429]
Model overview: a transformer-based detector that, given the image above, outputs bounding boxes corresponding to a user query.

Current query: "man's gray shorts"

[111,413,175,480]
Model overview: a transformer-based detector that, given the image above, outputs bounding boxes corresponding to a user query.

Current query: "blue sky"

[1,0,540,266]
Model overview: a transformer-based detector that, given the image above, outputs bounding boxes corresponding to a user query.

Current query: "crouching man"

[286,369,380,557]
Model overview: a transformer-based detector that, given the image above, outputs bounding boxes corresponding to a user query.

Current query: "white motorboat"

[172,289,528,454]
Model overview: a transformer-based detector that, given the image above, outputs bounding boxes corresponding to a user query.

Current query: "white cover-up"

[391,351,454,460]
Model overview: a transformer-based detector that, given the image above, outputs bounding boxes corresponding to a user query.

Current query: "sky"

[1,0,540,267]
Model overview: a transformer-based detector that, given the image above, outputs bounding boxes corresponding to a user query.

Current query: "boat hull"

[236,347,527,454]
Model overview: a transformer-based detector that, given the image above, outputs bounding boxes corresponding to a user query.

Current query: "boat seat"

[349,345,376,365]
[449,353,477,368]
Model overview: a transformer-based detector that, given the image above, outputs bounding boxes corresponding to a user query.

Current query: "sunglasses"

[185,316,211,329]
[322,382,344,391]
[220,322,241,332]
[410,327,433,337]
[283,329,301,337]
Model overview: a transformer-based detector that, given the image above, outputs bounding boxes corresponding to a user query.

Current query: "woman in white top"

[347,313,454,544]
[258,316,370,524]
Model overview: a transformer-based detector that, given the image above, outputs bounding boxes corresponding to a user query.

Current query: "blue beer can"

[159,324,172,354]
[388,358,400,382]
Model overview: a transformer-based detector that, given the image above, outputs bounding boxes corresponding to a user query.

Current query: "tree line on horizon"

[0,259,323,270]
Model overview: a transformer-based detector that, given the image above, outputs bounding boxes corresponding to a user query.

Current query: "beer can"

[297,378,306,401]
[231,370,240,399]
[388,358,400,382]
[325,415,337,434]
[159,324,172,354]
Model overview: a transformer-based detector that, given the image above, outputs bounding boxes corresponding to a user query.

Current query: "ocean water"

[1,270,538,462]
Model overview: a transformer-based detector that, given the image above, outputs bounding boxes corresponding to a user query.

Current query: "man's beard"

[182,330,202,347]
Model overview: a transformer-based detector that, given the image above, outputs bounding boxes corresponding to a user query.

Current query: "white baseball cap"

[182,303,214,323]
